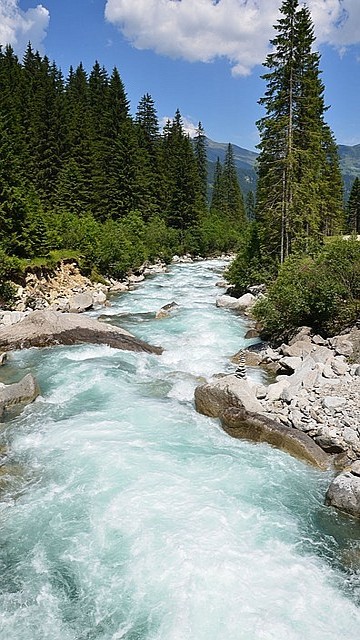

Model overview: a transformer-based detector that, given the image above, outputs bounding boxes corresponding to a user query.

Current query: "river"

[0,259,360,639]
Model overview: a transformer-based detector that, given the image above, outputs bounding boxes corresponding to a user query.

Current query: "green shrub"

[0,249,21,307]
[225,223,275,294]
[253,239,360,343]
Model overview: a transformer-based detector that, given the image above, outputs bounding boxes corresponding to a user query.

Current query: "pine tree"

[347,178,360,234]
[57,63,94,214]
[162,110,200,232]
[193,122,208,210]
[245,191,256,221]
[256,0,343,262]
[221,143,246,223]
[210,157,224,213]
[135,93,164,217]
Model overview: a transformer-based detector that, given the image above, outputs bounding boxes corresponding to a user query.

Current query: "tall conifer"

[256,0,343,262]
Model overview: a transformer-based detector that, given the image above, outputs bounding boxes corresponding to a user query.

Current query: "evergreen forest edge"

[0,0,359,343]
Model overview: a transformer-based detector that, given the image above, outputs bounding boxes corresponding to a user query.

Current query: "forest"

[0,0,359,340]
[0,41,246,298]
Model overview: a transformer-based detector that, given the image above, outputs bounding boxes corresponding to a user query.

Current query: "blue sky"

[1,0,359,151]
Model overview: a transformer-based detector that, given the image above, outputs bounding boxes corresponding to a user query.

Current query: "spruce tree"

[256,0,343,262]
[210,157,224,213]
[193,122,208,210]
[162,110,200,232]
[347,177,360,234]
[221,143,246,223]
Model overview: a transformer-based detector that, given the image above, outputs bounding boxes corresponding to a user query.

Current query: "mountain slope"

[206,138,360,200]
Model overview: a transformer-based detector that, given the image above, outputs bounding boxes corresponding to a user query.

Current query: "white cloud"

[0,0,50,55]
[105,0,360,76]
[160,114,199,137]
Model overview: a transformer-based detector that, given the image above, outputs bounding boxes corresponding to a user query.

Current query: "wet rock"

[244,328,259,340]
[0,310,163,355]
[216,294,255,311]
[0,373,39,417]
[194,375,264,418]
[325,471,360,518]
[0,353,7,366]
[221,407,329,470]
[155,301,179,320]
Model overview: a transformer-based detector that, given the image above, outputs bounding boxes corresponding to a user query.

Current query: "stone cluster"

[1,259,168,327]
[236,327,360,466]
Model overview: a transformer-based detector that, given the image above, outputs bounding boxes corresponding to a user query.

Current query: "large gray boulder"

[325,465,360,518]
[68,293,94,313]
[0,310,162,355]
[0,373,39,417]
[194,375,264,418]
[221,407,329,470]
[216,293,255,311]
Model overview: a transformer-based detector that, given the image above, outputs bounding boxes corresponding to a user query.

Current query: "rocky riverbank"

[195,321,360,518]
[1,258,169,325]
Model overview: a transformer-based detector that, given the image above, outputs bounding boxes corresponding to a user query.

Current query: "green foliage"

[253,238,360,342]
[225,223,275,293]
[347,177,360,234]
[256,0,344,263]
[198,212,245,256]
[0,249,21,306]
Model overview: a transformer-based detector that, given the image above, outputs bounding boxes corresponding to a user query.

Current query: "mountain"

[205,137,258,197]
[338,144,360,197]
[206,138,360,200]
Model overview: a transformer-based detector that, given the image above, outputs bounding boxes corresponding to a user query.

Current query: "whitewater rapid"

[0,259,359,640]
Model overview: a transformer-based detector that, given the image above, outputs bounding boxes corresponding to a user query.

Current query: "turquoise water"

[0,259,360,640]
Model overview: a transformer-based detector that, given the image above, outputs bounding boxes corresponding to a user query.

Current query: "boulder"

[68,293,94,313]
[0,311,27,326]
[0,310,163,355]
[325,470,360,518]
[235,293,256,309]
[321,396,347,410]
[244,328,259,339]
[221,407,329,469]
[92,290,107,306]
[288,327,312,345]
[0,353,7,366]
[215,293,255,311]
[278,356,302,372]
[0,373,39,417]
[330,335,354,357]
[280,340,313,358]
[231,349,262,367]
[50,297,70,312]
[194,375,264,418]
[155,301,179,319]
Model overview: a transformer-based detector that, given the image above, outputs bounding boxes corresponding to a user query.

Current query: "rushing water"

[1,259,360,640]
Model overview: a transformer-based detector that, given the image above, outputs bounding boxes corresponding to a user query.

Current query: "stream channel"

[1,258,360,639]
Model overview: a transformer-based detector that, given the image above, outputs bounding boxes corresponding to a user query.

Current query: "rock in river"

[221,407,329,470]
[0,374,39,417]
[0,310,163,355]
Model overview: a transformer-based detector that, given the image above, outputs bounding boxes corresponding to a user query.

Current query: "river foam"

[1,259,360,639]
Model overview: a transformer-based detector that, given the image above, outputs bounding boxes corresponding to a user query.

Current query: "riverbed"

[0,259,360,639]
